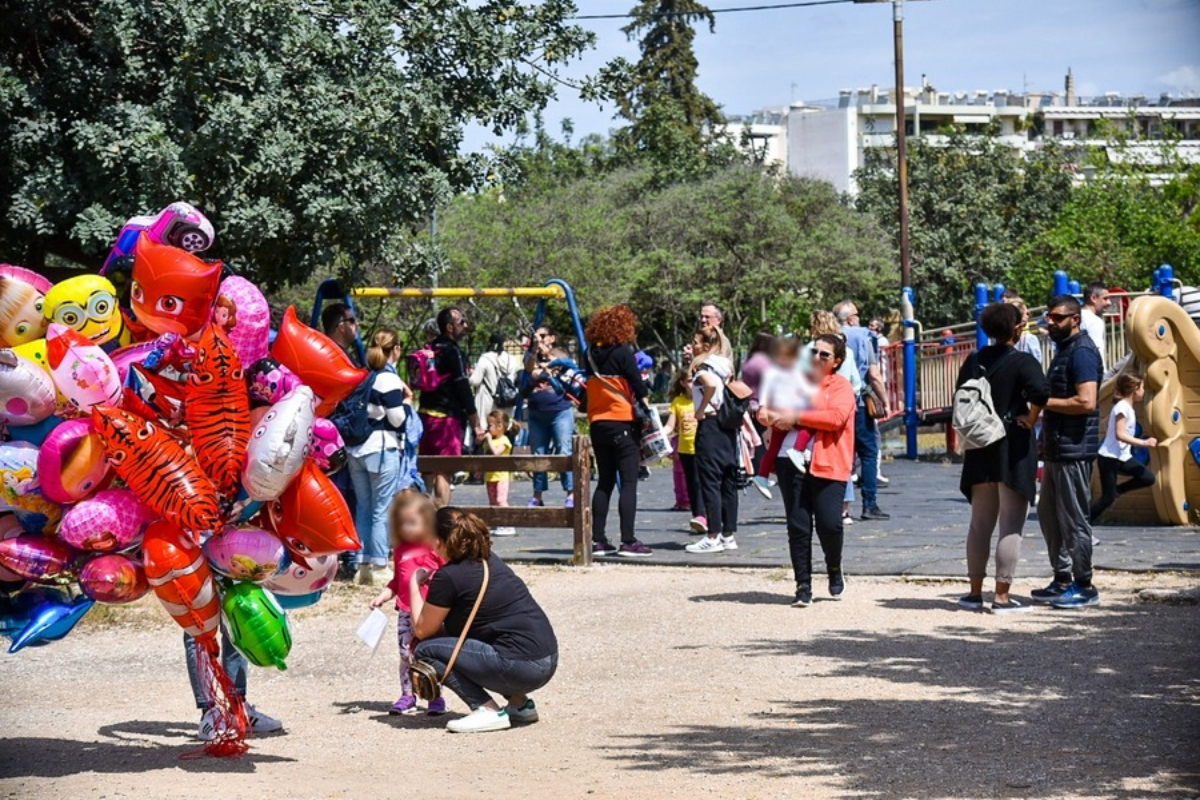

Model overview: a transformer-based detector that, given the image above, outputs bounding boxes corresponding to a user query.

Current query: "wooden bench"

[418,435,593,565]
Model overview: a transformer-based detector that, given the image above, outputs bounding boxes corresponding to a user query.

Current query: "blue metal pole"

[974,283,988,350]
[902,286,918,459]
[992,283,1006,303]
[1053,270,1069,297]
[1068,280,1080,296]
[1158,264,1175,298]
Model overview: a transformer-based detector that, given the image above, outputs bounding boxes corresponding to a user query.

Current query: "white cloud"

[1158,65,1200,92]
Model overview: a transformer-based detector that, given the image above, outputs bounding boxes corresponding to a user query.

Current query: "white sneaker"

[877,472,890,485]
[246,703,283,734]
[198,708,223,742]
[507,699,539,724]
[786,448,808,474]
[842,511,855,526]
[492,526,517,537]
[447,706,511,733]
[718,534,738,551]
[751,476,773,500]
[686,536,725,554]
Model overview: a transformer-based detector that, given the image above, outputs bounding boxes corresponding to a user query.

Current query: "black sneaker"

[617,540,653,558]
[828,571,845,600]
[592,540,618,557]
[1030,581,1072,603]
[990,598,1032,615]
[861,506,890,521]
[957,593,984,610]
[791,586,813,607]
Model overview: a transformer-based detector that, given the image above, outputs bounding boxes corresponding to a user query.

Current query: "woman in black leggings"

[686,328,741,555]
[585,305,653,558]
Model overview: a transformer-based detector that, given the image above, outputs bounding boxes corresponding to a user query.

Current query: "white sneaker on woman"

[447,707,512,733]
[718,534,738,550]
[686,537,725,554]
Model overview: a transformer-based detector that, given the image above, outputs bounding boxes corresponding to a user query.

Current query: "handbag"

[863,384,888,420]
[409,559,491,703]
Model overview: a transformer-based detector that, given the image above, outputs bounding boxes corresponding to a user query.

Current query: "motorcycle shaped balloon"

[270,306,366,417]
[79,554,150,604]
[0,349,58,427]
[37,418,111,504]
[46,324,122,417]
[186,324,251,499]
[221,581,292,670]
[267,461,359,561]
[202,527,286,583]
[57,488,156,552]
[242,386,315,502]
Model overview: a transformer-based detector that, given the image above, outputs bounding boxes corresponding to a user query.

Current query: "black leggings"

[695,418,739,535]
[1089,455,1155,521]
[590,420,640,543]
[679,452,705,518]
[777,460,845,588]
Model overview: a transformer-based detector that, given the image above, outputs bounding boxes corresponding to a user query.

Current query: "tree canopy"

[0,0,597,286]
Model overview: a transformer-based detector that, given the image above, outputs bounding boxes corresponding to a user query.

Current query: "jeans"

[528,408,575,495]
[1037,460,1094,586]
[1090,456,1155,521]
[777,461,845,589]
[854,405,879,508]
[184,626,247,710]
[415,638,558,710]
[590,420,640,544]
[966,482,1028,584]
[695,418,739,535]
[348,448,401,566]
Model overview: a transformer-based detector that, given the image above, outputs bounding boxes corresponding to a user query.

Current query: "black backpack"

[330,371,380,447]
[492,372,520,409]
[716,385,750,432]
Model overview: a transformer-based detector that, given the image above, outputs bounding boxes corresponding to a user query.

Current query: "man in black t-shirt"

[419,307,485,507]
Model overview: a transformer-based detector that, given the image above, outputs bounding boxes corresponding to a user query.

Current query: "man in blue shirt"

[833,301,890,520]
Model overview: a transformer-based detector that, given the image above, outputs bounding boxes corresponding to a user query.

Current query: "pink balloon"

[108,341,161,384]
[308,417,346,471]
[201,527,286,583]
[37,419,110,504]
[0,514,24,582]
[0,535,76,582]
[79,554,149,604]
[215,276,270,366]
[45,324,121,417]
[263,553,337,596]
[57,488,156,553]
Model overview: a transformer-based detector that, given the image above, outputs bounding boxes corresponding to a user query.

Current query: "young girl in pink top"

[369,490,446,715]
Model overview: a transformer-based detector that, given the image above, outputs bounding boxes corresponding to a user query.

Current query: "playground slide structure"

[1099,295,1200,526]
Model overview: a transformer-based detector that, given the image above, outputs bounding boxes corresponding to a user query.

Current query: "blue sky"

[465,0,1200,149]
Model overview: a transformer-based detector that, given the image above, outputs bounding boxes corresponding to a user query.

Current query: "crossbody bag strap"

[440,559,491,685]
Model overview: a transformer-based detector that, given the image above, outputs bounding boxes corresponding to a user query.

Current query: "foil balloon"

[245,357,303,406]
[130,234,223,337]
[271,306,366,416]
[202,527,286,583]
[7,593,94,653]
[309,417,347,473]
[46,324,122,417]
[91,405,221,534]
[0,535,77,582]
[141,521,219,640]
[243,386,315,501]
[215,276,270,366]
[0,265,52,348]
[0,514,25,582]
[79,554,150,604]
[0,349,58,426]
[186,324,250,498]
[57,488,156,552]
[6,415,64,447]
[263,553,337,596]
[42,275,132,349]
[0,588,62,642]
[109,341,162,384]
[273,591,323,610]
[37,419,110,504]
[221,581,291,670]
[268,461,359,560]
[0,442,61,529]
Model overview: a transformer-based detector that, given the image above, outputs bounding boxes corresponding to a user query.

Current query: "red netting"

[180,637,250,759]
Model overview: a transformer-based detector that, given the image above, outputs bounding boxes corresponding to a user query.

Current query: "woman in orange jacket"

[759,333,856,607]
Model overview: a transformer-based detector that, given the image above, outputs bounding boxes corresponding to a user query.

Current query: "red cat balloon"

[130,234,222,337]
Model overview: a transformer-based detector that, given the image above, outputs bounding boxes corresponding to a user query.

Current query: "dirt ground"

[1,565,1198,800]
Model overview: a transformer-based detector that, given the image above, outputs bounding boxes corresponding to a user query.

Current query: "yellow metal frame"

[349,286,565,299]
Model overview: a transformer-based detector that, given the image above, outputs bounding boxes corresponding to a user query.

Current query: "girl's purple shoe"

[390,695,420,715]
[426,697,447,716]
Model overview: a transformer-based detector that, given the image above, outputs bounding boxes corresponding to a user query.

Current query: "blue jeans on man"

[855,404,882,515]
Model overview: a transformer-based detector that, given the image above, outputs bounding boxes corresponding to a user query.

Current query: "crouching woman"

[412,508,559,733]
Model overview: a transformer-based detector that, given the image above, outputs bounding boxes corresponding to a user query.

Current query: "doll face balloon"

[243,386,316,502]
[37,419,110,504]
[202,527,286,583]
[263,553,337,596]
[46,324,122,416]
[43,275,129,348]
[309,417,347,473]
[0,266,52,348]
[0,349,58,426]
[79,554,150,604]
[215,277,270,366]
[57,488,156,552]
[271,306,366,417]
[130,234,222,337]
[0,443,61,530]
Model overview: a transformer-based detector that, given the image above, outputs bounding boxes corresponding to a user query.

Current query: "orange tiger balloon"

[186,324,250,498]
[91,405,222,534]
[142,520,219,641]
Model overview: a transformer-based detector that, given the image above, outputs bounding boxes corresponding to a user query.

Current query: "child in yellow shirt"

[663,372,706,534]
[484,410,517,536]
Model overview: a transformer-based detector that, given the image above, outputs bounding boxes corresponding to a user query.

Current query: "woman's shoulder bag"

[410,559,491,703]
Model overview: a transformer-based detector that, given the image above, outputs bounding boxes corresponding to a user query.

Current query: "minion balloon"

[42,275,132,351]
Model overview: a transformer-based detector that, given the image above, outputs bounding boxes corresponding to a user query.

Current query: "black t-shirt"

[425,554,558,661]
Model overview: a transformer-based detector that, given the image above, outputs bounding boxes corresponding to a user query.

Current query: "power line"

[571,0,855,21]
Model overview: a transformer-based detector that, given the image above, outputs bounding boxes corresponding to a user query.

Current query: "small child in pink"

[369,490,446,715]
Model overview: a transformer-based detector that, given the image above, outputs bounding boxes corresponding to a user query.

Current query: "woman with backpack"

[522,326,576,509]
[954,303,1050,614]
[348,328,414,586]
[471,333,521,424]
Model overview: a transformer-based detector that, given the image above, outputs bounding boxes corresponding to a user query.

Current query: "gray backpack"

[952,352,1012,452]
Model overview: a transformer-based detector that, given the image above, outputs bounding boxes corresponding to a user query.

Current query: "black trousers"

[777,460,845,589]
[695,418,739,535]
[590,420,640,543]
[1089,455,1155,521]
[679,452,705,518]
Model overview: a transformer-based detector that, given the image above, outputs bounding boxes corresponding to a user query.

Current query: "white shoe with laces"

[447,706,511,733]
[198,708,224,742]
[718,534,738,551]
[686,536,725,554]
[492,526,517,537]
[246,703,284,734]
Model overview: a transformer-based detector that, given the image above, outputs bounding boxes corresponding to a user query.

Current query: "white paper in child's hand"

[356,609,388,651]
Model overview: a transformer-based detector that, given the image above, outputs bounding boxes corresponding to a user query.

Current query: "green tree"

[0,0,597,286]
[855,129,1075,324]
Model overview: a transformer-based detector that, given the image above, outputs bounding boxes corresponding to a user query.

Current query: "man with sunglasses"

[1033,295,1104,608]
[321,303,364,367]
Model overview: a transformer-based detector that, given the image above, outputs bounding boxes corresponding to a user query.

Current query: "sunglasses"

[1046,312,1077,323]
[814,350,835,361]
[341,316,358,325]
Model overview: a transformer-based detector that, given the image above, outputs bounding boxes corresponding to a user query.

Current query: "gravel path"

[1,566,1198,799]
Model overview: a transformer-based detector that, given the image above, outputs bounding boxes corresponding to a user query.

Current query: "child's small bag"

[410,560,490,702]
[952,351,1013,452]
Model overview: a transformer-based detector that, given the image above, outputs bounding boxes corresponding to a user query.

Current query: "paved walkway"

[461,458,1200,576]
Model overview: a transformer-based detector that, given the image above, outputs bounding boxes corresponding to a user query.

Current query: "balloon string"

[180,638,250,759]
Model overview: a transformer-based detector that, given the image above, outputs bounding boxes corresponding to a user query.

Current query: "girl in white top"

[1090,373,1157,523]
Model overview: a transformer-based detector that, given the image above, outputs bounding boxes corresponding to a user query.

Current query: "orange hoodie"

[795,373,857,482]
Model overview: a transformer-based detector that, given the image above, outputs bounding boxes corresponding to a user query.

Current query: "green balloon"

[221,581,292,671]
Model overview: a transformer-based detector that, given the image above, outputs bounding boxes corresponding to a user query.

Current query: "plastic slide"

[1099,296,1200,525]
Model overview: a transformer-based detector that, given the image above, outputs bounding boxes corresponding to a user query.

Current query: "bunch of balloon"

[0,204,364,756]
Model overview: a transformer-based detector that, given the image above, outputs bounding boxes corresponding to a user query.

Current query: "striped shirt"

[349,368,409,457]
